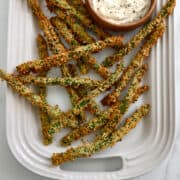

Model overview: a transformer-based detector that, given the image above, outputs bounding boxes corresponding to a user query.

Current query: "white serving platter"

[6,0,175,180]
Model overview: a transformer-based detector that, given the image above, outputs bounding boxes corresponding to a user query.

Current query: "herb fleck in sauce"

[92,0,151,24]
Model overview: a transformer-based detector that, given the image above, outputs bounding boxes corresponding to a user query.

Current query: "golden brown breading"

[52,104,150,165]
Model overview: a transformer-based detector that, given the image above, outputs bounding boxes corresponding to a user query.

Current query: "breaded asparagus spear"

[95,65,148,141]
[19,76,100,87]
[28,0,70,78]
[72,64,124,115]
[36,34,51,145]
[65,0,110,39]
[50,16,89,74]
[50,7,95,44]
[102,23,166,106]
[16,36,123,75]
[51,16,112,78]
[48,4,114,75]
[61,65,148,146]
[66,0,86,14]
[46,0,96,33]
[0,69,78,129]
[27,0,65,54]
[28,0,111,125]
[43,23,102,121]
[102,0,176,67]
[52,104,150,165]
[61,86,149,146]
[44,64,123,142]
[28,0,86,123]
[50,17,79,48]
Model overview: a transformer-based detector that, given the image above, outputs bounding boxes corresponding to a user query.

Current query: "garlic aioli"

[92,0,151,24]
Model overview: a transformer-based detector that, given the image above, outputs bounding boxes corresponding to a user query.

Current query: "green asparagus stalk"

[16,35,123,75]
[0,69,78,129]
[95,65,148,141]
[102,23,166,106]
[61,85,149,146]
[65,0,110,39]
[51,17,104,120]
[74,87,102,117]
[27,0,65,54]
[49,12,111,121]
[50,16,89,74]
[27,1,110,124]
[36,34,51,145]
[52,104,150,165]
[66,0,87,14]
[61,64,148,145]
[44,64,123,142]
[51,7,95,44]
[51,17,113,78]
[28,0,86,124]
[50,17,79,48]
[46,0,93,31]
[102,0,176,67]
[72,63,124,115]
[19,76,100,88]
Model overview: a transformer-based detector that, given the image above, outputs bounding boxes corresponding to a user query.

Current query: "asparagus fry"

[28,0,106,125]
[61,70,148,147]
[66,0,86,14]
[28,0,68,82]
[51,16,116,78]
[27,0,65,54]
[48,17,103,119]
[72,64,124,115]
[36,34,51,145]
[95,65,148,141]
[44,64,123,142]
[65,0,110,39]
[50,16,89,74]
[77,58,90,75]
[52,104,150,165]
[47,0,93,31]
[47,0,109,39]
[0,69,78,128]
[28,0,87,124]
[60,64,87,124]
[19,76,100,87]
[61,85,149,146]
[102,23,166,106]
[28,0,68,77]
[50,17,79,48]
[16,35,124,75]
[102,0,176,67]
[51,7,95,44]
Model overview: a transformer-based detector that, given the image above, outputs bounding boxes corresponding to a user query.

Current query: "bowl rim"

[85,0,157,30]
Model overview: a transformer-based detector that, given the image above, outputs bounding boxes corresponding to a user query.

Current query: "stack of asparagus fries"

[0,0,176,166]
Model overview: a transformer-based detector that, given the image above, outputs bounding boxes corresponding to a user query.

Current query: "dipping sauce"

[92,0,151,24]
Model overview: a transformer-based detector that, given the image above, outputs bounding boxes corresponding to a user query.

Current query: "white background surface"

[0,0,179,180]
